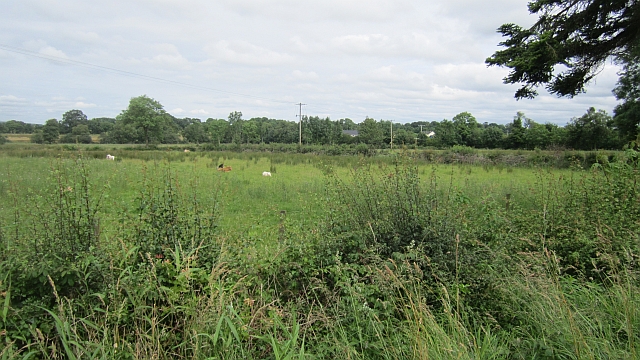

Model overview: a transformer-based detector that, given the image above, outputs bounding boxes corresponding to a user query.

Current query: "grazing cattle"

[262,171,272,177]
[106,154,115,160]
[184,149,190,153]
[217,166,232,172]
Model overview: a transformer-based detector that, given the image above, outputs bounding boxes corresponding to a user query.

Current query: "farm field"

[1,134,102,143]
[0,147,639,359]
[0,150,555,238]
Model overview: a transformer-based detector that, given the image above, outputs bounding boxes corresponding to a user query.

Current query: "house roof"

[342,130,359,136]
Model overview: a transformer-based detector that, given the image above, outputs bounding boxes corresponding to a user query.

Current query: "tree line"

[0,94,636,150]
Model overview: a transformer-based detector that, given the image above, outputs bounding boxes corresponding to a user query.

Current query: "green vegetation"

[486,0,638,99]
[0,146,638,359]
[2,102,636,151]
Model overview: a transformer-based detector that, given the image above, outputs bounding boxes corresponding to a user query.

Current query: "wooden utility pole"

[390,121,393,149]
[296,103,306,146]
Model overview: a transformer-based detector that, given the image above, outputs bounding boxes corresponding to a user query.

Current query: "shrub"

[30,131,44,144]
[317,154,501,313]
[2,156,109,342]
[451,145,477,155]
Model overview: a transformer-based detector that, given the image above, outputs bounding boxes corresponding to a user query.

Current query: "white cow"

[262,171,272,177]
[106,154,115,160]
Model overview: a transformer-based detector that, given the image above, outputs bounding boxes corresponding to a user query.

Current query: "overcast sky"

[0,0,623,125]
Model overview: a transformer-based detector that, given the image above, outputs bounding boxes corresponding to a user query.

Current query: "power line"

[0,44,417,123]
[0,43,293,105]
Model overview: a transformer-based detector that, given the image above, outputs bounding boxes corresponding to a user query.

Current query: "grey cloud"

[204,40,294,66]
[218,0,413,22]
[0,0,623,126]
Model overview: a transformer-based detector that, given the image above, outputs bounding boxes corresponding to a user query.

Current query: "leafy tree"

[486,0,640,99]
[119,95,169,146]
[566,107,620,149]
[481,124,505,149]
[241,119,260,144]
[394,129,417,146]
[435,119,461,147]
[545,123,567,147]
[338,118,357,130]
[42,119,60,144]
[613,58,640,143]
[100,122,140,144]
[61,110,88,134]
[614,101,640,144]
[172,117,200,130]
[523,120,550,149]
[452,112,480,147]
[504,112,528,149]
[0,134,7,144]
[359,117,383,146]
[228,111,243,144]
[267,120,298,143]
[183,121,210,144]
[161,119,181,144]
[30,131,44,144]
[73,125,92,143]
[60,124,92,144]
[87,117,115,134]
[206,118,229,145]
[2,120,35,134]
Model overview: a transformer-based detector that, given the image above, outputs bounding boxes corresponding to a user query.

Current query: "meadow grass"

[0,146,638,359]
[0,152,552,240]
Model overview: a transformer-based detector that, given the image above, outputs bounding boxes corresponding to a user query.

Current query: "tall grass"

[0,148,638,358]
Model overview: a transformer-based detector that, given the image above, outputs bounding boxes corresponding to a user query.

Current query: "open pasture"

[0,150,560,239]
[0,148,638,359]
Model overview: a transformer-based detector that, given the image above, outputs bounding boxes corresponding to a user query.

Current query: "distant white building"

[342,130,359,137]
[426,131,436,138]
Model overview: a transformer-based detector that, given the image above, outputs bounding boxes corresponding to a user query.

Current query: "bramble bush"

[0,156,225,355]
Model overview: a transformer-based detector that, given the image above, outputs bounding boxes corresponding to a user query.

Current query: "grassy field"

[0,146,638,359]
[1,134,101,143]
[0,150,555,237]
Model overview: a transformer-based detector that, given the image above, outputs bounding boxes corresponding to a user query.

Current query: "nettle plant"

[132,164,219,263]
[127,164,221,295]
[2,156,110,340]
[18,156,108,298]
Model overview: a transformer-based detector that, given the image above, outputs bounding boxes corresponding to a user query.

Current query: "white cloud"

[329,32,478,62]
[190,109,208,114]
[0,95,27,103]
[170,108,185,115]
[204,40,294,66]
[332,34,390,55]
[39,46,69,59]
[292,70,319,81]
[74,101,96,108]
[64,30,101,44]
[218,0,411,22]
